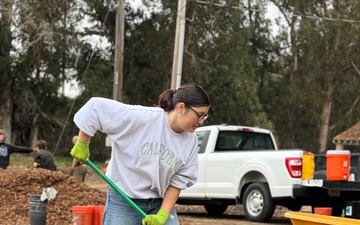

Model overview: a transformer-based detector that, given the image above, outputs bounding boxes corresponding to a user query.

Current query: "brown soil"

[0,168,106,225]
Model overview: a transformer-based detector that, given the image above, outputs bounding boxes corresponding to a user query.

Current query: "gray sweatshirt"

[74,97,198,198]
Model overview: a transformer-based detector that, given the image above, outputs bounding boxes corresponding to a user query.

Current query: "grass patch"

[9,153,33,166]
[10,153,106,169]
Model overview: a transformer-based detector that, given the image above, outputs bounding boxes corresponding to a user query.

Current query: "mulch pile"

[0,168,106,225]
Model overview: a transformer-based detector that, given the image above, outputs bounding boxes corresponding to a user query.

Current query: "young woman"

[70,83,210,225]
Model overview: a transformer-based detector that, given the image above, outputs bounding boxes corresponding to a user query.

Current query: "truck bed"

[313,153,360,181]
[292,152,360,213]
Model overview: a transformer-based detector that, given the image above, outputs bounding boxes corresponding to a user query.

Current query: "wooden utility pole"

[171,0,187,89]
[108,0,125,147]
[113,0,125,101]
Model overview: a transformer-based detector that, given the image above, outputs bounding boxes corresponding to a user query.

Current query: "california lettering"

[140,142,183,171]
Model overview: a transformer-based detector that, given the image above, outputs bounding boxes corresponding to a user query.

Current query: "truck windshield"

[215,131,274,151]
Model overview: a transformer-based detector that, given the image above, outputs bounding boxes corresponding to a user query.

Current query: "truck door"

[204,130,275,198]
[204,131,242,198]
[179,130,210,198]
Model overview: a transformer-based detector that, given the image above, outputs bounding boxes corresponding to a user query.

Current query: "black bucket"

[29,194,48,225]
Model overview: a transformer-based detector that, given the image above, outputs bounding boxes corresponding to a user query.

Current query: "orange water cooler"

[326,150,350,181]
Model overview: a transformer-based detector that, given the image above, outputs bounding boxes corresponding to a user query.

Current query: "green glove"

[70,139,90,164]
[142,209,169,225]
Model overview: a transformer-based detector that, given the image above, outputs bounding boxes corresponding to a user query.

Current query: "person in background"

[105,157,111,166]
[70,135,88,182]
[70,83,210,225]
[33,140,57,171]
[0,129,34,169]
[101,157,111,174]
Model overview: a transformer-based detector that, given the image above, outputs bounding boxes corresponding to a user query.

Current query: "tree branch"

[329,96,360,131]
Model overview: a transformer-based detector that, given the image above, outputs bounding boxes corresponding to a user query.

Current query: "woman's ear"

[176,102,185,115]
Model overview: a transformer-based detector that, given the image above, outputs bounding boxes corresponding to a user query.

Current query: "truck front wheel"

[242,183,275,222]
[204,204,228,215]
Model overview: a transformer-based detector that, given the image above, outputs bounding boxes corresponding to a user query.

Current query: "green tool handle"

[86,159,147,218]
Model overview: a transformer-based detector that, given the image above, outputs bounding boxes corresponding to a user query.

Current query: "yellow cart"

[284,212,360,225]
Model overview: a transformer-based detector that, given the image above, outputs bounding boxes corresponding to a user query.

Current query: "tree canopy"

[1,0,359,159]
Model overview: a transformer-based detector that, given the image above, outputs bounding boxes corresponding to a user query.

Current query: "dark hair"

[158,83,210,112]
[0,129,5,141]
[37,140,47,150]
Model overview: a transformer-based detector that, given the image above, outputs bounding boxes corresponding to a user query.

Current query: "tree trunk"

[0,0,14,143]
[289,3,299,80]
[318,82,334,153]
[0,87,12,142]
[29,114,39,148]
[318,0,341,153]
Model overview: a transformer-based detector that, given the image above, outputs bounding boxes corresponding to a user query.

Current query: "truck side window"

[196,131,210,154]
[215,132,241,151]
[243,134,274,150]
[253,136,267,149]
[215,131,275,151]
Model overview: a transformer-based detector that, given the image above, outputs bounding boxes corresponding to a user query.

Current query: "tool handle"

[86,159,147,218]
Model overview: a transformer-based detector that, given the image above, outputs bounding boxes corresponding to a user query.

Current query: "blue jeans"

[103,187,179,225]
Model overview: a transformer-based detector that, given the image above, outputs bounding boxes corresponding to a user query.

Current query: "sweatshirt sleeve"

[170,161,198,190]
[170,137,199,190]
[8,144,33,154]
[73,97,128,137]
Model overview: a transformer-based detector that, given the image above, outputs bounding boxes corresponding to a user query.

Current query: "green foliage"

[123,12,175,105]
[180,1,275,130]
[1,0,360,156]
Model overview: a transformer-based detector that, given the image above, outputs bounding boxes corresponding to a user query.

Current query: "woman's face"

[178,104,210,133]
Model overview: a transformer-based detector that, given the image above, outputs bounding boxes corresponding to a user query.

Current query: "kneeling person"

[33,140,57,171]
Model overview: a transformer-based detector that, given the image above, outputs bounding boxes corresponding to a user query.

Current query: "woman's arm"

[142,186,181,224]
[161,185,181,213]
[78,130,91,142]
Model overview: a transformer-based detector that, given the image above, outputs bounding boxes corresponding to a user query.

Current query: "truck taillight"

[285,158,302,178]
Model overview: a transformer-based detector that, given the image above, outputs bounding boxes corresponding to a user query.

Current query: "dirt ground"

[84,168,304,225]
[1,167,106,225]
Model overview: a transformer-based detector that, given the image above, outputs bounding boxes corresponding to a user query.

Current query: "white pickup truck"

[177,124,305,222]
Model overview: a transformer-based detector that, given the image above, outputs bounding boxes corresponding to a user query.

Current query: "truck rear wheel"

[242,183,275,222]
[204,204,228,215]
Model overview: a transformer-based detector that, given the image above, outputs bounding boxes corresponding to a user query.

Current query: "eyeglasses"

[187,106,209,122]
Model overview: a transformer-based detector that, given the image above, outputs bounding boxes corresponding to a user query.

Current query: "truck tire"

[242,183,275,222]
[204,204,228,215]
